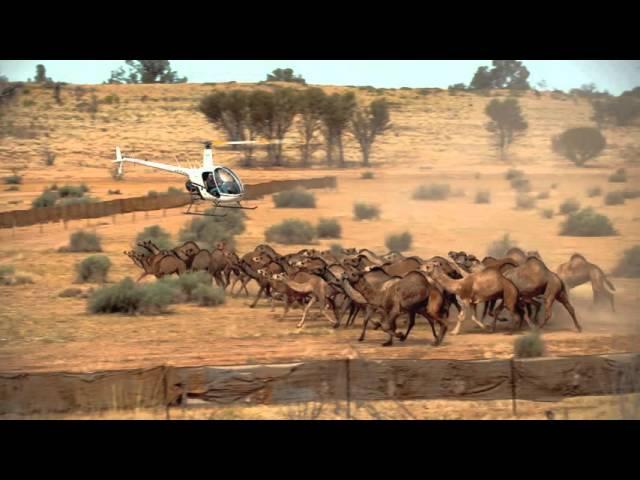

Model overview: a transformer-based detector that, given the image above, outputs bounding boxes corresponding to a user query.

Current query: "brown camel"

[556,253,615,312]
[505,247,528,266]
[125,250,186,281]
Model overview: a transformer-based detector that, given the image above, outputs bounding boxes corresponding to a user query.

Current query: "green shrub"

[551,127,606,166]
[353,202,380,220]
[516,194,536,209]
[273,189,316,208]
[475,190,491,204]
[329,243,344,256]
[61,230,102,252]
[514,331,546,358]
[192,284,226,306]
[32,190,58,208]
[622,189,640,199]
[505,168,525,180]
[559,198,580,215]
[541,208,554,219]
[613,245,640,277]
[135,225,173,254]
[58,184,89,198]
[0,265,15,284]
[604,191,625,206]
[586,186,602,197]
[265,219,316,245]
[317,218,341,239]
[361,171,375,179]
[510,177,531,192]
[88,278,175,314]
[536,191,550,200]
[487,234,518,258]
[560,208,616,236]
[608,168,627,183]
[412,183,451,200]
[75,255,111,283]
[58,196,96,207]
[4,174,22,185]
[160,271,211,302]
[385,232,412,252]
[178,209,245,250]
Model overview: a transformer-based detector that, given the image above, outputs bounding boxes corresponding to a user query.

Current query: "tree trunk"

[337,136,345,167]
[361,142,370,167]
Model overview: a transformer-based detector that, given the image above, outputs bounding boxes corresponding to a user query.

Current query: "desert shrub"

[559,198,581,215]
[75,255,111,283]
[58,183,89,198]
[265,219,316,245]
[0,265,15,284]
[12,275,33,285]
[412,183,451,200]
[536,191,550,199]
[88,278,175,314]
[510,177,531,192]
[273,189,316,208]
[4,174,22,185]
[608,168,627,183]
[587,186,602,197]
[604,191,625,205]
[353,202,380,220]
[5,185,19,191]
[361,171,375,179]
[167,186,182,194]
[515,194,536,209]
[613,245,640,277]
[541,208,554,219]
[43,150,56,166]
[475,190,491,204]
[487,233,518,257]
[108,189,121,195]
[32,190,58,208]
[385,232,412,252]
[329,243,344,256]
[560,208,616,236]
[192,284,226,306]
[57,196,96,207]
[551,127,606,166]
[59,287,83,298]
[514,331,546,358]
[178,209,244,250]
[622,189,640,199]
[551,183,558,190]
[147,190,159,197]
[505,168,525,180]
[316,218,341,239]
[160,271,212,302]
[61,230,102,252]
[102,94,120,105]
[135,225,173,254]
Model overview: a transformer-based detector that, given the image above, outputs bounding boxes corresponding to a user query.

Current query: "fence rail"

[1,353,638,416]
[0,176,337,229]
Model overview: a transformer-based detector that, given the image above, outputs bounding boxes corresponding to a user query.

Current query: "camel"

[502,257,582,332]
[365,257,422,277]
[240,251,283,307]
[380,251,405,263]
[421,261,525,335]
[124,250,187,281]
[505,247,528,266]
[556,253,615,312]
[224,251,251,296]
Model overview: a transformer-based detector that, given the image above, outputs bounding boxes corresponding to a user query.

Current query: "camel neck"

[431,268,459,293]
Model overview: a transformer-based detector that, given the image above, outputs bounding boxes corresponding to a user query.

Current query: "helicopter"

[113,140,272,217]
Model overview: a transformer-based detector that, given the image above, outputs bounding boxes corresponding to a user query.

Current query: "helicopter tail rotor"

[114,146,124,177]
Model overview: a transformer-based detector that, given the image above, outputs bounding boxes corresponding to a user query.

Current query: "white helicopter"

[114,140,269,216]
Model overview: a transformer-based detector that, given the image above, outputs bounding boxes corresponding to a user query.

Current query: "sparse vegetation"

[559,198,581,215]
[385,232,412,252]
[541,208,554,219]
[510,177,531,192]
[604,191,625,205]
[505,168,525,180]
[32,190,58,208]
[412,183,451,200]
[329,243,344,256]
[43,150,56,166]
[353,202,380,220]
[514,331,546,358]
[192,284,226,306]
[515,194,536,209]
[106,60,187,84]
[608,168,627,183]
[587,186,602,197]
[59,287,83,298]
[552,127,606,166]
[613,246,640,278]
[0,265,32,286]
[536,191,550,199]
[135,225,172,254]
[75,255,111,283]
[560,208,616,236]
[265,219,316,245]
[475,190,491,204]
[88,278,175,314]
[179,209,244,250]
[273,189,316,208]
[160,272,212,302]
[361,171,375,179]
[60,231,102,252]
[108,189,121,195]
[487,233,519,258]
[4,174,22,185]
[5,185,19,191]
[484,98,528,160]
[316,218,341,239]
[622,189,640,199]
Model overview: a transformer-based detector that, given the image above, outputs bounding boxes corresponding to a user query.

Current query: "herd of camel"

[124,240,617,347]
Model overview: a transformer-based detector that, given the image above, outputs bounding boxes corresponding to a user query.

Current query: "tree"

[266,68,306,84]
[0,75,8,83]
[484,98,528,160]
[35,64,52,83]
[320,92,356,166]
[350,98,391,166]
[591,95,640,127]
[106,60,187,84]
[297,88,326,165]
[469,61,531,90]
[552,127,606,166]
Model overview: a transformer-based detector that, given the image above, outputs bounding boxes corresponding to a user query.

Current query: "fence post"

[12,217,16,238]
[510,357,517,418]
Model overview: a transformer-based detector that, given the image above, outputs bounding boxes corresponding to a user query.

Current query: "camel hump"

[570,253,588,267]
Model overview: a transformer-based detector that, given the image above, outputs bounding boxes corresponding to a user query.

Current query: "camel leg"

[358,307,376,342]
[469,303,487,330]
[398,310,415,341]
[281,299,291,320]
[136,272,149,282]
[381,312,397,347]
[556,289,582,332]
[297,297,316,328]
[451,301,468,335]
[250,285,265,308]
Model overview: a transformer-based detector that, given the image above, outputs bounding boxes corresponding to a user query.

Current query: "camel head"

[256,268,269,278]
[342,269,363,284]
[271,272,287,282]
[419,261,439,275]
[343,248,358,256]
[527,250,542,260]
[251,254,272,268]
[215,241,227,251]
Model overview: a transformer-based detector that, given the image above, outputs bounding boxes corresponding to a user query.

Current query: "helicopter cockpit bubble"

[214,167,243,195]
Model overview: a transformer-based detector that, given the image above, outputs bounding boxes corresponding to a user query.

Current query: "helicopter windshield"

[213,167,242,195]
